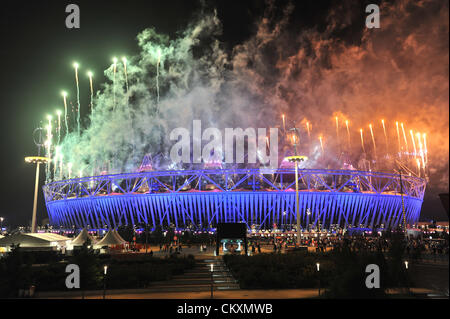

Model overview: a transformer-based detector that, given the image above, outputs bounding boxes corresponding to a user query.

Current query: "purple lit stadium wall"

[43,169,426,230]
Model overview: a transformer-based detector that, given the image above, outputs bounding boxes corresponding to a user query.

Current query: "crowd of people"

[245,233,449,260]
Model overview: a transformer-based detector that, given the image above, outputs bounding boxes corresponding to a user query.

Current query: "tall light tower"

[25,127,50,233]
[285,127,308,246]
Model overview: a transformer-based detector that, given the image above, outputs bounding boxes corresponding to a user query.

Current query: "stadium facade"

[43,168,426,231]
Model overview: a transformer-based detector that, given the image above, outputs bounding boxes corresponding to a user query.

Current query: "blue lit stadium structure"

[43,168,426,231]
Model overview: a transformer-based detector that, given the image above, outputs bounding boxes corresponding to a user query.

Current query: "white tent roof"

[71,228,96,246]
[95,229,126,247]
[0,232,70,248]
[112,230,126,243]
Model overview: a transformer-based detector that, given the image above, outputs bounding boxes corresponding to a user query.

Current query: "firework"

[335,116,340,146]
[423,133,428,166]
[416,158,421,177]
[360,128,366,153]
[68,162,73,179]
[306,122,311,140]
[87,71,94,114]
[59,154,63,180]
[401,122,408,153]
[73,62,81,135]
[345,120,351,149]
[45,117,52,181]
[54,146,60,178]
[416,132,426,170]
[112,57,118,109]
[319,135,324,153]
[122,57,129,94]
[282,114,286,132]
[396,121,401,155]
[156,49,161,105]
[56,110,62,145]
[62,91,68,134]
[410,130,417,157]
[265,136,270,149]
[381,119,388,152]
[369,124,376,154]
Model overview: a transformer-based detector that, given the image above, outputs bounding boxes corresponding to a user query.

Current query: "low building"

[0,233,71,253]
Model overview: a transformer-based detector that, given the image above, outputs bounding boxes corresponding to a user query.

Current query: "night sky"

[0,0,447,227]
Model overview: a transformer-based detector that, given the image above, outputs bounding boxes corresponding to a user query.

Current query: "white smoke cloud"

[57,0,448,194]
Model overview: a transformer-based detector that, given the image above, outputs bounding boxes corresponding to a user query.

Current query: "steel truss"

[43,168,426,230]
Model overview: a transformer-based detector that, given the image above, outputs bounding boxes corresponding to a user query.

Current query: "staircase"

[146,257,240,292]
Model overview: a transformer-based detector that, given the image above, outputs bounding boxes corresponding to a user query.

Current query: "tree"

[70,240,102,294]
[0,244,32,297]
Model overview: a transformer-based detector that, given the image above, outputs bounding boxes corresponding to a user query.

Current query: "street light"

[404,260,410,294]
[210,263,214,299]
[0,217,4,232]
[316,262,321,297]
[286,155,308,246]
[25,156,50,233]
[103,265,108,299]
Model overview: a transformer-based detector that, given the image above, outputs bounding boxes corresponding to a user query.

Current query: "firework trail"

[369,124,376,154]
[88,71,94,114]
[113,57,118,109]
[73,63,80,135]
[423,133,428,166]
[56,110,61,145]
[401,123,408,154]
[282,114,286,133]
[156,49,161,106]
[395,121,401,155]
[416,158,421,177]
[410,130,417,157]
[62,91,68,134]
[265,136,270,149]
[59,154,63,180]
[122,57,129,94]
[335,116,340,150]
[306,122,311,140]
[68,162,72,179]
[360,128,366,153]
[45,116,52,182]
[381,119,388,152]
[54,146,60,178]
[319,135,324,153]
[345,120,351,150]
[416,132,426,170]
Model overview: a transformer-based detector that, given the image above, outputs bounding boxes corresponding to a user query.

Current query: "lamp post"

[316,262,321,297]
[103,265,108,299]
[404,260,409,294]
[286,155,308,246]
[399,173,407,236]
[210,263,214,299]
[25,156,50,233]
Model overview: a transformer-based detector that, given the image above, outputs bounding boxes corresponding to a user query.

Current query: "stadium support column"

[25,156,49,233]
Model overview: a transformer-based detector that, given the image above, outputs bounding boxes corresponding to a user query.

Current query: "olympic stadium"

[42,167,426,231]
